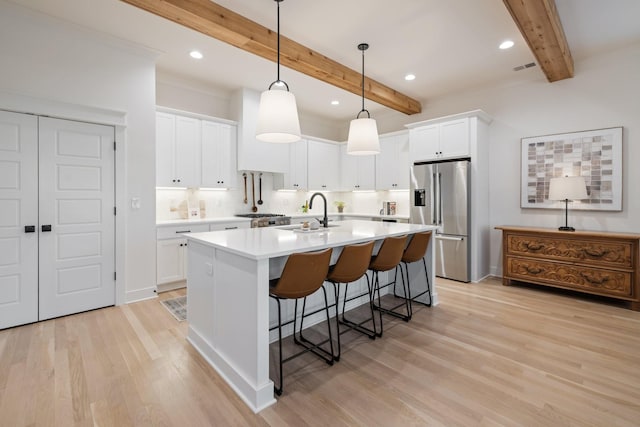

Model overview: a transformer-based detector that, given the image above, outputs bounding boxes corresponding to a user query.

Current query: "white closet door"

[0,111,38,329]
[38,117,115,320]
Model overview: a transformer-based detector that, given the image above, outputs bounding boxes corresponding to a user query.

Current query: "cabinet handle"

[524,242,545,251]
[525,266,543,274]
[41,225,52,232]
[225,226,238,230]
[25,225,36,233]
[580,272,610,285]
[582,248,610,258]
[175,230,191,234]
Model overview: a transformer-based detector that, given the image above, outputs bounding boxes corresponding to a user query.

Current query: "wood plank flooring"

[1,277,639,426]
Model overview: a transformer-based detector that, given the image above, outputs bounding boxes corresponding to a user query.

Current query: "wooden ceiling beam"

[502,0,574,82]
[120,0,422,115]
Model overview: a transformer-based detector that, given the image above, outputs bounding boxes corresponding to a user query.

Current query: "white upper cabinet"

[340,144,376,191]
[274,138,308,190]
[156,112,200,187]
[156,110,237,189]
[307,139,340,190]
[408,117,469,162]
[201,120,237,189]
[375,132,410,190]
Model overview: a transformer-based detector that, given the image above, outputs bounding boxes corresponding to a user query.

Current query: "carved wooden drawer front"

[506,234,632,269]
[497,226,640,310]
[506,257,632,297]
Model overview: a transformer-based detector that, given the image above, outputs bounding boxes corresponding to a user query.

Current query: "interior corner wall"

[0,1,158,302]
[377,43,640,277]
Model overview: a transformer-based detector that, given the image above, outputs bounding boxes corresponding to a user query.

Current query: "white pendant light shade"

[256,89,301,143]
[347,42,379,155]
[347,117,380,155]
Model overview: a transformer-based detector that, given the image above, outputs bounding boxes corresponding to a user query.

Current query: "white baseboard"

[125,286,157,304]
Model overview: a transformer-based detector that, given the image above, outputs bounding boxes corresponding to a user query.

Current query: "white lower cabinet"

[156,238,187,284]
[156,221,249,289]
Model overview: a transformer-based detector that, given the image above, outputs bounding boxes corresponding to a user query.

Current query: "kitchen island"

[184,220,437,412]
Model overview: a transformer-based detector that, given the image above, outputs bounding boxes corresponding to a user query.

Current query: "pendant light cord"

[269,0,289,91]
[277,0,280,83]
[361,47,365,112]
[357,43,370,119]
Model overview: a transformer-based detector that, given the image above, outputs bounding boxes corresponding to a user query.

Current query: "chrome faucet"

[309,192,328,228]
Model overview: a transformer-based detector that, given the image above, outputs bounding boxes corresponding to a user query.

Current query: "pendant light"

[347,43,380,155]
[255,0,301,143]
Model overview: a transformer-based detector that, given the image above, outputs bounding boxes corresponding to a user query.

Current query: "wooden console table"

[496,226,640,311]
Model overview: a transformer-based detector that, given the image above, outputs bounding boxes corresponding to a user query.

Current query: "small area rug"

[161,296,187,321]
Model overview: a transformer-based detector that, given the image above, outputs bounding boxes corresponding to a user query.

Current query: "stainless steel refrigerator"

[410,158,470,282]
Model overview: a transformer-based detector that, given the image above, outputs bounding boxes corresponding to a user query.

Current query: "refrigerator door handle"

[435,235,465,242]
[438,172,443,225]
[432,172,438,225]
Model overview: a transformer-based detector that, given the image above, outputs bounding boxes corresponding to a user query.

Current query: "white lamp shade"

[255,89,301,143]
[548,176,588,201]
[347,117,380,155]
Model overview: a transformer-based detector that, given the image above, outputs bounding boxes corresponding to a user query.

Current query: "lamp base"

[558,226,575,232]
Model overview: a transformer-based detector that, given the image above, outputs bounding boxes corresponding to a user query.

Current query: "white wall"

[0,1,158,302]
[378,43,640,275]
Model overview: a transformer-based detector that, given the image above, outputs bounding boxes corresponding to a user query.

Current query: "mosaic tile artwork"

[520,127,622,211]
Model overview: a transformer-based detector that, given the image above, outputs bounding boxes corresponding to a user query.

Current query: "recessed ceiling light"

[190,50,203,59]
[331,100,340,106]
[499,40,514,50]
[404,73,416,81]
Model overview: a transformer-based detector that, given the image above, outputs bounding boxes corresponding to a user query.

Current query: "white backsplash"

[156,172,409,220]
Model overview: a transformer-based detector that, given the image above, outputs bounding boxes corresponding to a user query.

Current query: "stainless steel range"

[235,213,291,228]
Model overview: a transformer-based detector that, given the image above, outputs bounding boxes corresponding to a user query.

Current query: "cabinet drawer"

[209,221,249,231]
[505,256,632,298]
[506,234,633,269]
[157,224,209,240]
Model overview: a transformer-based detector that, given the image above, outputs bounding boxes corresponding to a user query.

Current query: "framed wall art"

[520,126,623,211]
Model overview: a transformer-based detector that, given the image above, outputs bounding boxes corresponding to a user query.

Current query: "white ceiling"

[10,0,640,121]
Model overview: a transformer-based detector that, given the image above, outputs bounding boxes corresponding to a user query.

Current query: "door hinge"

[114,272,117,280]
[113,141,116,151]
[114,206,117,215]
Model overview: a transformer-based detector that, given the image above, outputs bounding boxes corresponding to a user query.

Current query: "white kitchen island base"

[185,220,436,412]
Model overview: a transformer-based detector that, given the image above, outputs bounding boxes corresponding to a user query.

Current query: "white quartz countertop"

[186,220,435,260]
[156,217,251,227]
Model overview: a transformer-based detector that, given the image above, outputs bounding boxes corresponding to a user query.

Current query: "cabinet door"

[376,134,409,190]
[174,116,200,187]
[340,145,375,190]
[409,124,439,162]
[356,155,375,190]
[292,139,308,190]
[156,112,176,186]
[440,118,469,158]
[157,238,186,284]
[201,121,237,188]
[339,144,358,190]
[308,140,339,190]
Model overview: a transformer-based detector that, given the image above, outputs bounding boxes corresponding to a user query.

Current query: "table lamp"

[548,176,588,231]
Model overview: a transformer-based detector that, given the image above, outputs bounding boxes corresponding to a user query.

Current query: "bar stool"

[269,248,333,395]
[396,231,433,316]
[324,241,376,361]
[369,235,409,336]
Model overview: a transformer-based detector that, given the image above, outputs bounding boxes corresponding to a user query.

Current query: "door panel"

[0,111,38,329]
[435,235,469,282]
[38,117,115,320]
[410,164,435,225]
[438,160,469,236]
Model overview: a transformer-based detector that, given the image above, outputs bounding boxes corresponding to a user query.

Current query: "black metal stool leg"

[274,297,283,396]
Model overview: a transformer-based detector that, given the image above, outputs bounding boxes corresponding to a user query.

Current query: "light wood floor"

[2,278,640,426]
